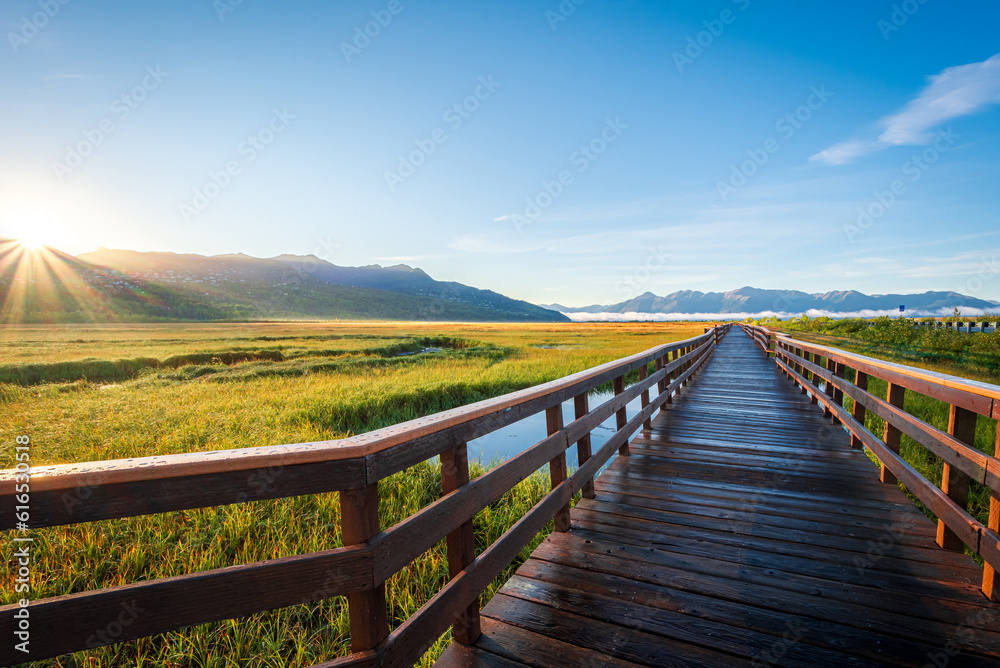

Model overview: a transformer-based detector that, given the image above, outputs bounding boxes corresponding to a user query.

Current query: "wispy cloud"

[812,53,1000,165]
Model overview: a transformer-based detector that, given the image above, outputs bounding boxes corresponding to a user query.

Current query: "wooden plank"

[505,562,968,666]
[314,650,382,668]
[433,640,532,668]
[442,443,481,644]
[0,544,370,664]
[470,617,648,668]
[482,593,752,667]
[539,529,996,630]
[1,457,367,530]
[527,534,1000,658]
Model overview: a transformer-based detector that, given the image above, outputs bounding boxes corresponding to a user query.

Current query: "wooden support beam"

[639,364,651,431]
[440,443,480,644]
[833,363,846,422]
[613,375,629,456]
[881,383,905,485]
[937,405,976,552]
[666,351,675,404]
[851,371,868,449]
[986,487,1000,601]
[822,357,833,419]
[573,393,595,500]
[546,405,570,532]
[339,484,388,653]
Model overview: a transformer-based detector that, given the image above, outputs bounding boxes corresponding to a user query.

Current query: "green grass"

[0,321,704,667]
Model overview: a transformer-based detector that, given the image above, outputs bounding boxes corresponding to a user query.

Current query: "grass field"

[0,321,706,667]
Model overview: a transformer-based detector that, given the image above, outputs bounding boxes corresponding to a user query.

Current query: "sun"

[18,232,49,250]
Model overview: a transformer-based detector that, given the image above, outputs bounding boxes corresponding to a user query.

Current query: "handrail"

[0,324,731,666]
[738,323,1000,602]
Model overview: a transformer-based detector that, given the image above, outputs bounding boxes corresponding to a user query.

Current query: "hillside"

[0,242,567,323]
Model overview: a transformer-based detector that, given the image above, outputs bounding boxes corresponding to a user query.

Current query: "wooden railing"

[740,323,1000,601]
[0,324,731,667]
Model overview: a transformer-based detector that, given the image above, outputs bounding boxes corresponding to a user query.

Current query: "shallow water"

[467,389,648,473]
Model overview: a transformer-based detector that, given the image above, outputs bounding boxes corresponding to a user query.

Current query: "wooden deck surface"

[435,328,1000,668]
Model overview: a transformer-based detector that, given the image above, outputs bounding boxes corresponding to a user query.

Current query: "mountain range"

[0,242,567,323]
[542,287,1000,316]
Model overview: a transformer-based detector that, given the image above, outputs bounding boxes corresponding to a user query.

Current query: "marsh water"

[467,389,647,472]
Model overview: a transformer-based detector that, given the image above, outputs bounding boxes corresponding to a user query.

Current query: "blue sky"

[1,0,999,307]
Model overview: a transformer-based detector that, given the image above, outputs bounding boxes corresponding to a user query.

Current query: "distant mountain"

[0,242,567,323]
[542,286,1000,316]
[269,254,559,321]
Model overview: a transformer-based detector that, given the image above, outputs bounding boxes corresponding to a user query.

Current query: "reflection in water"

[468,390,647,474]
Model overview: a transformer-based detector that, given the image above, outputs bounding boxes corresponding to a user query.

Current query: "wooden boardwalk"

[436,328,1000,668]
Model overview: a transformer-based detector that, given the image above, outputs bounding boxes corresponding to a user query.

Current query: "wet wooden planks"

[435,328,1000,667]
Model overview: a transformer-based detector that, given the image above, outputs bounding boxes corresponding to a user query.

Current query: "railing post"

[804,352,818,403]
[665,351,675,404]
[986,486,1000,600]
[795,348,807,394]
[545,404,569,532]
[767,331,776,358]
[613,375,630,455]
[639,364,651,430]
[682,345,693,387]
[833,363,846,415]
[440,442,481,643]
[339,483,389,653]
[850,372,868,449]
[573,393,596,500]
[824,358,836,421]
[938,405,976,551]
[881,383,905,485]
[546,405,571,532]
[655,354,666,397]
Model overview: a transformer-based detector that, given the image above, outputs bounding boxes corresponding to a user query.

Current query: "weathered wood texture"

[435,327,1000,668]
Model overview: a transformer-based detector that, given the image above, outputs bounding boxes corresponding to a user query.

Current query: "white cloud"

[812,53,1000,165]
[564,307,996,322]
[809,138,880,166]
